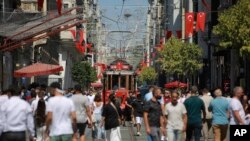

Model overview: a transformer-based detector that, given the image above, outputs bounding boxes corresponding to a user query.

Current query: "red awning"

[14,63,63,77]
[165,81,188,88]
[91,82,103,87]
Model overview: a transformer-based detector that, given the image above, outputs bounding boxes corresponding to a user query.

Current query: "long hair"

[35,92,46,126]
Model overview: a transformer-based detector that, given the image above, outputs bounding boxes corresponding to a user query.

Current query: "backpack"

[35,99,46,127]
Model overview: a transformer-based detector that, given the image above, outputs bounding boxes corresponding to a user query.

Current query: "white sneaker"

[136,132,141,136]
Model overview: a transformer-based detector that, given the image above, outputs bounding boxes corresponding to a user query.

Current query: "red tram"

[102,59,137,107]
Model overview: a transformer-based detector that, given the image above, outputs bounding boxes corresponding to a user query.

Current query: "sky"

[98,0,149,48]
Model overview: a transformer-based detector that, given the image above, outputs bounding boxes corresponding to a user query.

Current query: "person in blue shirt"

[208,88,229,141]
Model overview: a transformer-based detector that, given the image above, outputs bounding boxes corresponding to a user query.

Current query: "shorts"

[77,123,87,136]
[136,117,142,124]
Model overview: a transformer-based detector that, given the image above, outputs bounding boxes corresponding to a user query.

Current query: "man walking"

[45,82,77,141]
[101,93,122,141]
[71,84,92,141]
[184,86,206,141]
[230,86,246,125]
[209,88,229,141]
[0,88,35,141]
[165,91,187,141]
[200,88,213,141]
[144,87,165,141]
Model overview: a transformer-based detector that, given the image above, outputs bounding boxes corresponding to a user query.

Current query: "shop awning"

[14,62,63,77]
[0,7,86,51]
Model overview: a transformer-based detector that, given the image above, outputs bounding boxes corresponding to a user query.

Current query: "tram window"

[112,75,119,90]
[121,76,126,88]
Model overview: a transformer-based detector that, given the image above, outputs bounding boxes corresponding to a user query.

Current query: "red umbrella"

[14,63,63,77]
[165,81,188,88]
[91,82,103,87]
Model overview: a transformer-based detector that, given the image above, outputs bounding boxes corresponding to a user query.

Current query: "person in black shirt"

[144,87,165,141]
[132,93,144,136]
[101,93,122,141]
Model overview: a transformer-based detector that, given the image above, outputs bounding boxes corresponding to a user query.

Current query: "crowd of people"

[0,82,250,141]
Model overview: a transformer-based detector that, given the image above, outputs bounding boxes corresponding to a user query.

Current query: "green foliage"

[159,37,203,76]
[213,0,250,56]
[139,67,157,84]
[72,61,97,88]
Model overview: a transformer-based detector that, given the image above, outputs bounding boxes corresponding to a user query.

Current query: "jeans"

[50,134,72,141]
[167,128,183,141]
[1,131,26,141]
[148,127,161,141]
[186,124,202,141]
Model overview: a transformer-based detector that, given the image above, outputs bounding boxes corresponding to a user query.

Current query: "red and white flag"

[176,30,182,39]
[57,0,62,15]
[165,30,172,39]
[196,12,206,32]
[70,30,85,54]
[37,0,44,11]
[185,12,194,37]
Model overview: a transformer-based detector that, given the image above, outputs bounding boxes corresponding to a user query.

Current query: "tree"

[72,61,97,89]
[213,0,250,55]
[139,66,157,84]
[159,37,203,76]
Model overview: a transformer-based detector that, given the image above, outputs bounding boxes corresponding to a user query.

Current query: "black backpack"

[35,99,46,127]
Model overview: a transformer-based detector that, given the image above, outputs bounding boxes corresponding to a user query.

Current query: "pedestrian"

[163,89,172,104]
[208,88,229,141]
[132,94,144,136]
[45,82,77,141]
[0,88,36,141]
[184,86,206,141]
[200,88,213,141]
[124,92,133,126]
[165,91,187,141]
[144,87,165,141]
[92,94,105,140]
[33,91,47,141]
[0,89,9,108]
[71,84,92,141]
[229,86,246,125]
[101,93,122,141]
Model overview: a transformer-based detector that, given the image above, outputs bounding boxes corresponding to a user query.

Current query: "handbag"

[110,102,122,125]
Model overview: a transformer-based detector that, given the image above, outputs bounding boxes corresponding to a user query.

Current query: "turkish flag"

[57,0,62,15]
[185,12,194,37]
[165,31,172,39]
[176,30,182,39]
[37,0,44,11]
[196,12,206,32]
[70,30,85,54]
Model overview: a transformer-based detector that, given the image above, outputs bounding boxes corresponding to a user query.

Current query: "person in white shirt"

[0,88,35,141]
[0,90,9,108]
[200,88,213,141]
[165,91,187,141]
[45,82,77,141]
[71,84,92,141]
[32,91,47,141]
[230,86,246,125]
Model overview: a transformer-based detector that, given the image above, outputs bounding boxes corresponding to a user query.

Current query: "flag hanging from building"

[176,30,182,39]
[196,12,206,32]
[37,0,44,11]
[70,30,85,54]
[57,0,62,15]
[165,30,172,39]
[185,12,194,37]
